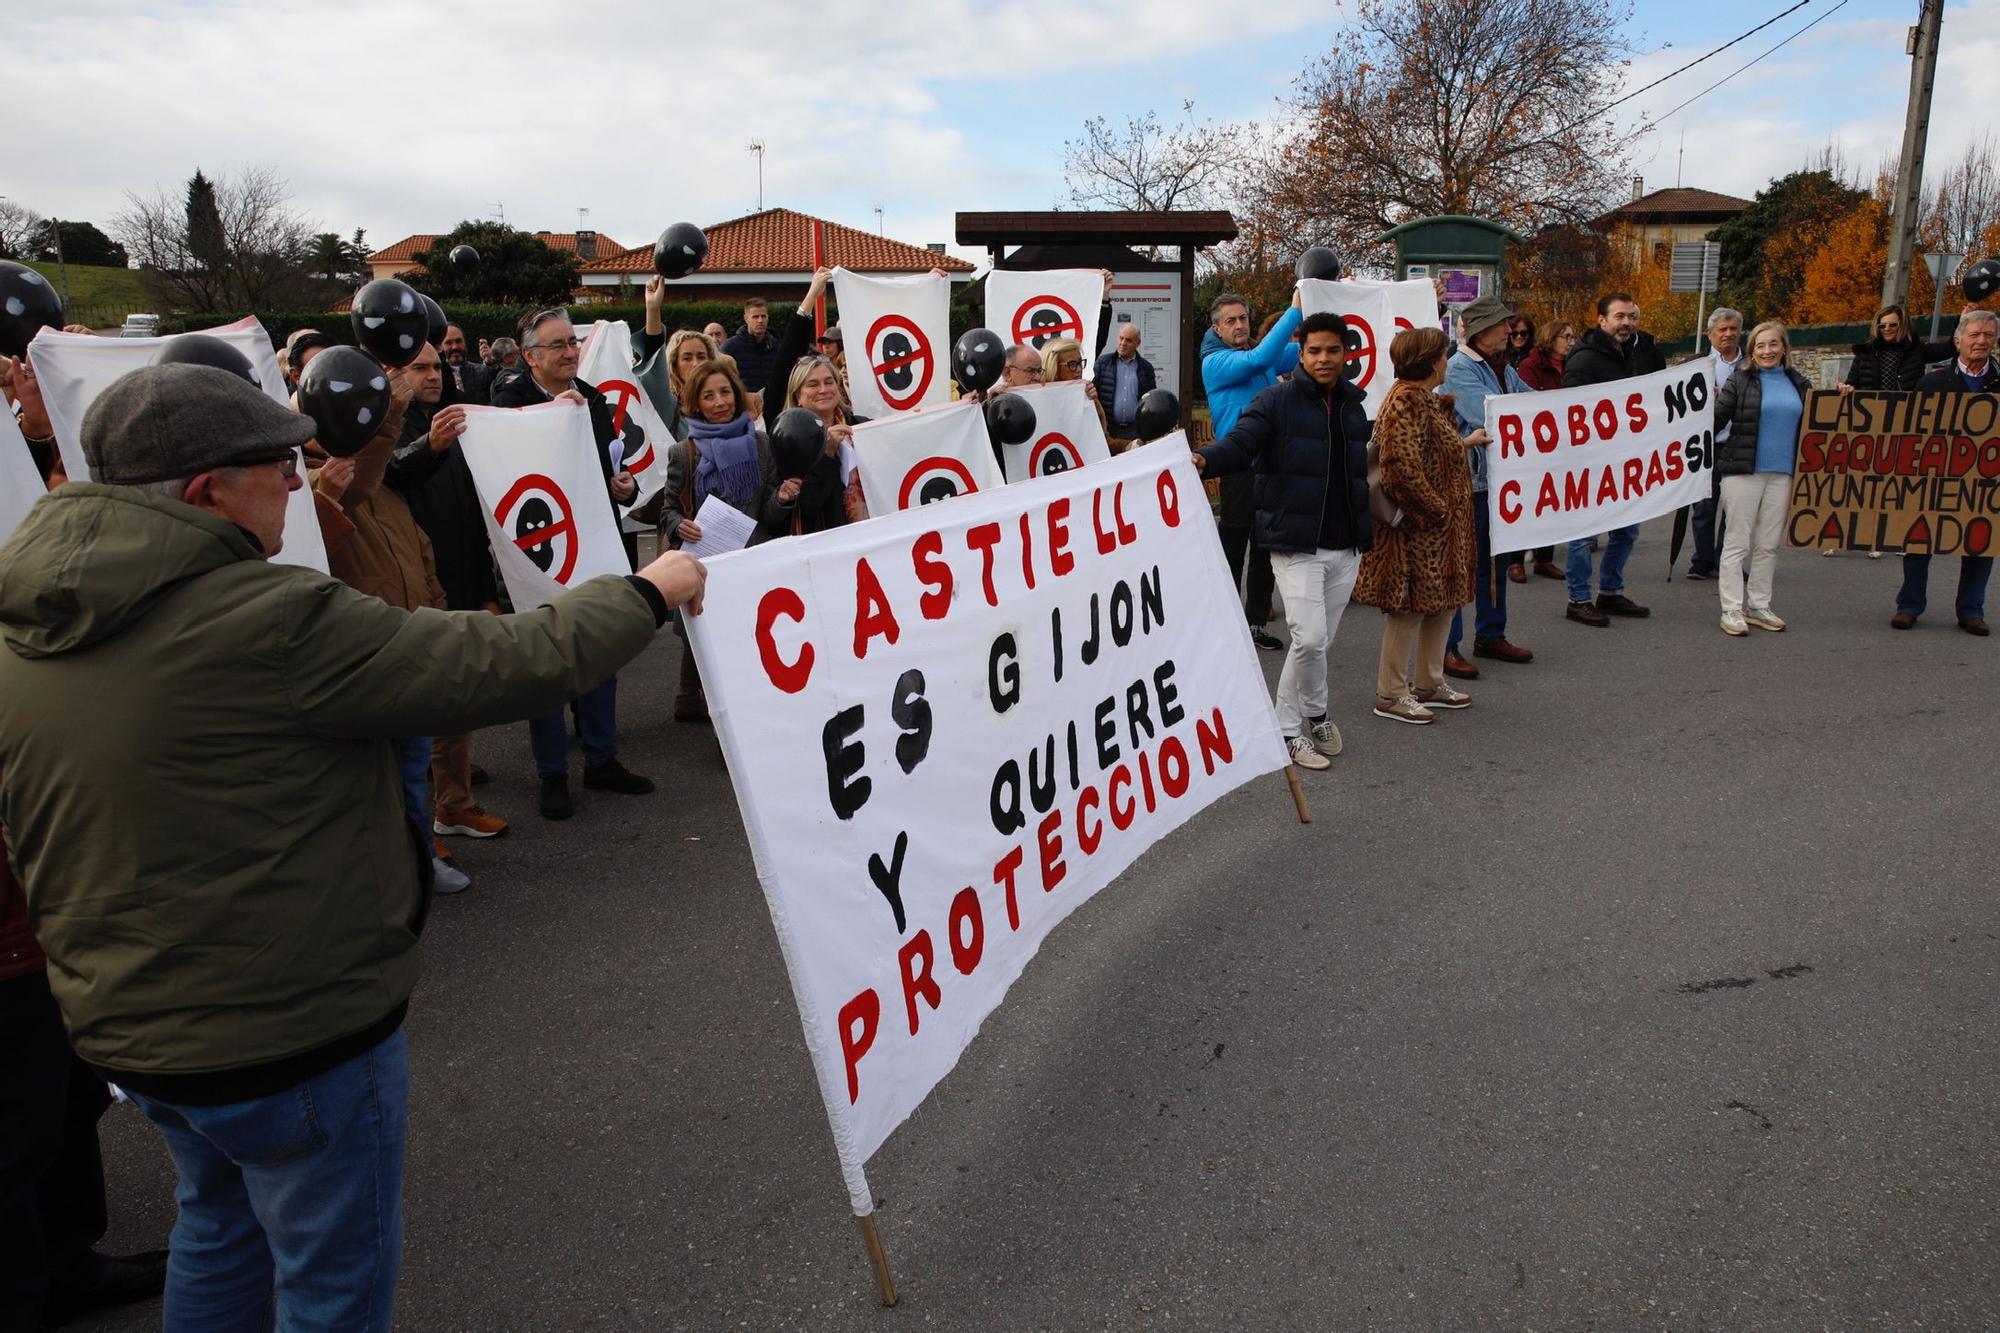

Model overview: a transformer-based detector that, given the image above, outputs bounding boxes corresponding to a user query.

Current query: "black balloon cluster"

[350,279,428,367]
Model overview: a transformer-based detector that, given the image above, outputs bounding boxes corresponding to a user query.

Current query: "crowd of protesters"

[0,259,1992,1330]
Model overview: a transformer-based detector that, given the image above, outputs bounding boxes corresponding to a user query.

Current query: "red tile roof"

[369,231,628,264]
[1599,188,1753,223]
[579,208,973,275]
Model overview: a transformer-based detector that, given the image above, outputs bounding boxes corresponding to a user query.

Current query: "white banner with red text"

[683,444,1288,1212]
[1297,278,1437,419]
[575,319,670,511]
[29,318,329,573]
[984,268,1104,374]
[457,400,629,610]
[830,269,951,419]
[1481,363,1715,549]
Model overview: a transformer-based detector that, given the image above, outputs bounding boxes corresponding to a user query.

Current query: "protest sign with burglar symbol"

[832,269,951,418]
[458,400,632,611]
[575,320,671,507]
[853,399,1007,517]
[995,381,1112,485]
[1297,278,1432,420]
[1029,433,1084,476]
[1012,295,1084,352]
[985,268,1104,376]
[866,315,935,413]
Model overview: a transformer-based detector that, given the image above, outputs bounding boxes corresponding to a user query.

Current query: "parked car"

[121,313,161,338]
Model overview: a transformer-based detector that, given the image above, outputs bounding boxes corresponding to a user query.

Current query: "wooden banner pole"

[1284,767,1311,824]
[856,1213,898,1308]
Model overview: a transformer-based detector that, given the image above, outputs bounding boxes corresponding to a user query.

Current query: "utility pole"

[1880,0,1943,310]
[47,218,71,307]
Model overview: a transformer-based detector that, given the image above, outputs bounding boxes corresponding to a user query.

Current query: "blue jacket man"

[1440,296,1534,671]
[1201,291,1303,649]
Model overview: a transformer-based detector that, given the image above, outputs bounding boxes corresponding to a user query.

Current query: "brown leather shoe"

[1506,563,1527,584]
[1474,637,1534,663]
[1890,611,1917,630]
[1532,560,1565,580]
[1567,600,1610,627]
[1596,592,1651,617]
[1961,617,1991,636]
[1443,650,1480,679]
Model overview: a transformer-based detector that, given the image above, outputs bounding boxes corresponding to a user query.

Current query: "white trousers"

[1718,472,1791,615]
[1268,548,1361,736]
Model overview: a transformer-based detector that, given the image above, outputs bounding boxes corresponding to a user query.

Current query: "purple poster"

[1439,269,1483,304]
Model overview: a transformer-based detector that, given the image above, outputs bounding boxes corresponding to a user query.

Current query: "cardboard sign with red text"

[683,444,1288,1212]
[1297,278,1437,419]
[831,269,951,418]
[1482,363,1715,549]
[29,319,329,573]
[576,319,671,510]
[850,399,1006,516]
[457,400,629,610]
[998,380,1112,483]
[985,268,1103,373]
[1787,389,2000,555]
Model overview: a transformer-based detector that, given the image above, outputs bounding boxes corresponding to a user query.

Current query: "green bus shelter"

[1376,215,1523,308]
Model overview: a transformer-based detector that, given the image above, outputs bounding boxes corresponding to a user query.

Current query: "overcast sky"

[9,1,1991,267]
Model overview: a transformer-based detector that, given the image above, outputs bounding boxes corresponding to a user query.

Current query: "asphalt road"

[83,522,1998,1330]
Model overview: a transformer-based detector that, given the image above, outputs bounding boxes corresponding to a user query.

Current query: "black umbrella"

[1668,505,1689,579]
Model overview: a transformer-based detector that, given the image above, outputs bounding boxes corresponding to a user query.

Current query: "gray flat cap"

[83,363,316,485]
[1458,295,1515,342]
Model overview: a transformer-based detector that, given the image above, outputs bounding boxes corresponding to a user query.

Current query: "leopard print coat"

[1352,380,1477,615]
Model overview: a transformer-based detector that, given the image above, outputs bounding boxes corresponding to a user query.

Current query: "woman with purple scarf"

[659,358,775,722]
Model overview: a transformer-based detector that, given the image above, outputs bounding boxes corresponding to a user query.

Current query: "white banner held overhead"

[28,319,329,573]
[575,319,670,509]
[831,269,951,419]
[985,268,1103,372]
[456,400,630,611]
[849,399,1005,517]
[0,403,46,548]
[1297,278,1437,419]
[683,444,1289,1213]
[997,380,1112,484]
[1482,363,1716,550]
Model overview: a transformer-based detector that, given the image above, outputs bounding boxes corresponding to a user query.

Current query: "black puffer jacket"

[1713,363,1813,475]
[1563,327,1666,388]
[1197,374,1372,555]
[1846,337,1954,390]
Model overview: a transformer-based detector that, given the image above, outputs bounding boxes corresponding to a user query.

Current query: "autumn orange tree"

[1244,0,1631,270]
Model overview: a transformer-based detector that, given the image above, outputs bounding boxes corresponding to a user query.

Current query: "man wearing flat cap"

[0,364,705,1329]
[1441,295,1536,677]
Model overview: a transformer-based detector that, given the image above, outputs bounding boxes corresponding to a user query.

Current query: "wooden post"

[856,1213,898,1308]
[1284,767,1311,824]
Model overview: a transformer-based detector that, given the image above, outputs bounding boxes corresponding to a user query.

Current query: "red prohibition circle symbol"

[1029,432,1085,476]
[495,473,579,583]
[596,379,656,475]
[897,455,980,509]
[867,314,935,412]
[1012,295,1085,351]
[1342,314,1378,389]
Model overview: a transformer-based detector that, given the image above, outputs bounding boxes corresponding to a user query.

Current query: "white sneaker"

[1744,606,1786,632]
[1868,550,1883,559]
[1415,683,1472,710]
[1287,734,1331,770]
[1720,611,1748,636]
[1821,549,1838,558]
[1372,695,1436,725]
[1308,718,1342,756]
[431,857,471,894]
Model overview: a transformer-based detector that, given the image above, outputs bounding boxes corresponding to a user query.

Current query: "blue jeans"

[529,675,618,778]
[1448,495,1506,651]
[1897,555,1993,620]
[396,737,431,831]
[1567,525,1638,602]
[125,1030,408,1333]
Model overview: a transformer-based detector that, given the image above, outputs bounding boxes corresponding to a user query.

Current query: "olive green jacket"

[0,483,658,1079]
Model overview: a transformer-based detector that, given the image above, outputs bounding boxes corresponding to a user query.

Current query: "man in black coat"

[490,309,656,818]
[1559,292,1665,626]
[719,297,781,391]
[1194,311,1372,772]
[1093,323,1157,437]
[1894,309,1998,635]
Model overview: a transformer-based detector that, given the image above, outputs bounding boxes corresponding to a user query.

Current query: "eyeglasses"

[231,452,299,478]
[1058,358,1084,371]
[1013,365,1045,379]
[528,337,583,351]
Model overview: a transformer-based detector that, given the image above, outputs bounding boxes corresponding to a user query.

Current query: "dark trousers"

[1689,496,1719,576]
[0,970,112,1327]
[1449,497,1508,651]
[1507,545,1555,566]
[1218,525,1276,625]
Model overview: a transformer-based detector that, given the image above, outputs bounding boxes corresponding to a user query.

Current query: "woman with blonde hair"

[1712,320,1812,636]
[1352,326,1478,724]
[1040,335,1118,447]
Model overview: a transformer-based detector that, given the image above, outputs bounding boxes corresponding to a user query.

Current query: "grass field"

[23,260,156,330]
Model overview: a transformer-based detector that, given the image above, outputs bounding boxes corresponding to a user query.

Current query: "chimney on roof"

[926,243,946,254]
[1632,176,1645,202]
[576,229,596,261]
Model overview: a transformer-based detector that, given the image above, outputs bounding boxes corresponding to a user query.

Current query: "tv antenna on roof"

[748,139,766,211]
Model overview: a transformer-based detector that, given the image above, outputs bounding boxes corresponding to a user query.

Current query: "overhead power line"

[1641,0,1854,129]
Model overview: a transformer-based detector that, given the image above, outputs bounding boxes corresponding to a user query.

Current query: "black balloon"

[1134,389,1180,442]
[1963,257,2000,304]
[653,223,709,279]
[984,392,1036,447]
[1295,247,1343,282]
[297,346,393,457]
[419,293,448,349]
[449,244,480,269]
[349,278,427,367]
[952,327,1005,395]
[0,260,63,358]
[151,333,259,386]
[770,407,828,479]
